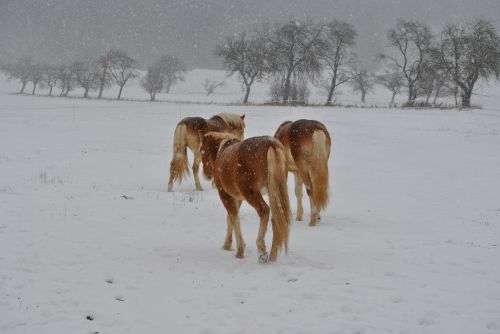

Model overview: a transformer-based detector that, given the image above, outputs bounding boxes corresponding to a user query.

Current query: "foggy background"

[1,0,499,69]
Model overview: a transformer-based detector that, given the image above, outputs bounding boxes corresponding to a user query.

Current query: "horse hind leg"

[219,191,245,258]
[293,171,304,221]
[308,195,319,226]
[223,214,233,250]
[296,159,318,226]
[244,191,270,263]
[192,152,203,191]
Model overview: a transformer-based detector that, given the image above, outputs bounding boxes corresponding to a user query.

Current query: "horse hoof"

[258,252,269,264]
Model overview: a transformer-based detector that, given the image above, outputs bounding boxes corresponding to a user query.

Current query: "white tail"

[168,123,190,190]
[310,130,330,211]
[267,146,291,261]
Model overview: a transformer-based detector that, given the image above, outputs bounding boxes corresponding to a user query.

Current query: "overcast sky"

[1,0,499,68]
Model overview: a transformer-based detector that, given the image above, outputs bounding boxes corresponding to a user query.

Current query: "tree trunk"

[461,89,472,108]
[98,70,107,98]
[425,90,431,105]
[407,83,415,106]
[117,85,124,100]
[325,76,337,105]
[282,69,293,104]
[150,92,156,101]
[64,86,70,97]
[361,90,366,103]
[83,87,89,98]
[32,83,37,95]
[390,91,396,104]
[433,86,441,105]
[243,85,251,104]
[20,81,27,94]
[49,86,53,96]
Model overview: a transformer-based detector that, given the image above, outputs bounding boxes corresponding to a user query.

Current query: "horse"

[168,113,245,192]
[201,132,291,262]
[274,119,331,226]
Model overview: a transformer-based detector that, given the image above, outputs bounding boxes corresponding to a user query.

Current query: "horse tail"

[267,145,291,259]
[168,123,190,189]
[310,130,330,211]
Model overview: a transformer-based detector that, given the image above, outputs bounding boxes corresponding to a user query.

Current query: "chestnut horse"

[201,132,291,262]
[274,119,331,226]
[168,113,245,192]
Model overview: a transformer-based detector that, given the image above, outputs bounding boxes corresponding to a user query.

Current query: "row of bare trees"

[379,19,500,107]
[1,50,138,99]
[1,51,187,101]
[216,18,500,107]
[2,19,499,107]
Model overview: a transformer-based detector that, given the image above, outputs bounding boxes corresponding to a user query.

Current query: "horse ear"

[240,114,245,120]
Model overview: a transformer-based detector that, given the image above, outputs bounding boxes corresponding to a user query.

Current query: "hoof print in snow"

[86,315,94,321]
[105,279,114,284]
[115,296,125,302]
[121,195,134,200]
[287,278,298,283]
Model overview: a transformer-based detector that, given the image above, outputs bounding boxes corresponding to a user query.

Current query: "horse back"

[289,119,331,161]
[216,136,282,199]
[180,117,208,134]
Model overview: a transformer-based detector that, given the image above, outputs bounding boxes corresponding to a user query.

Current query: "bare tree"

[42,65,58,96]
[96,50,122,98]
[267,19,326,104]
[109,51,138,99]
[377,67,405,104]
[56,64,76,97]
[72,61,99,98]
[414,60,438,105]
[29,63,45,95]
[379,20,433,106]
[1,57,33,93]
[350,66,374,103]
[433,20,500,107]
[204,79,225,96]
[215,32,269,103]
[321,20,357,105]
[155,55,187,93]
[141,64,164,101]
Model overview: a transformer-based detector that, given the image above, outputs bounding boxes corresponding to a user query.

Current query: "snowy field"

[1,72,500,334]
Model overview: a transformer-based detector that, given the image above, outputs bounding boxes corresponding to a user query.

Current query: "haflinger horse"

[274,119,331,226]
[168,113,245,192]
[201,132,291,263]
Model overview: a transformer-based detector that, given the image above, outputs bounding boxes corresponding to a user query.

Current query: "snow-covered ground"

[1,73,500,334]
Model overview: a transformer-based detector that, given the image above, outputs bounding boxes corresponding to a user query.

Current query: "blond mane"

[216,113,245,129]
[205,131,240,140]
